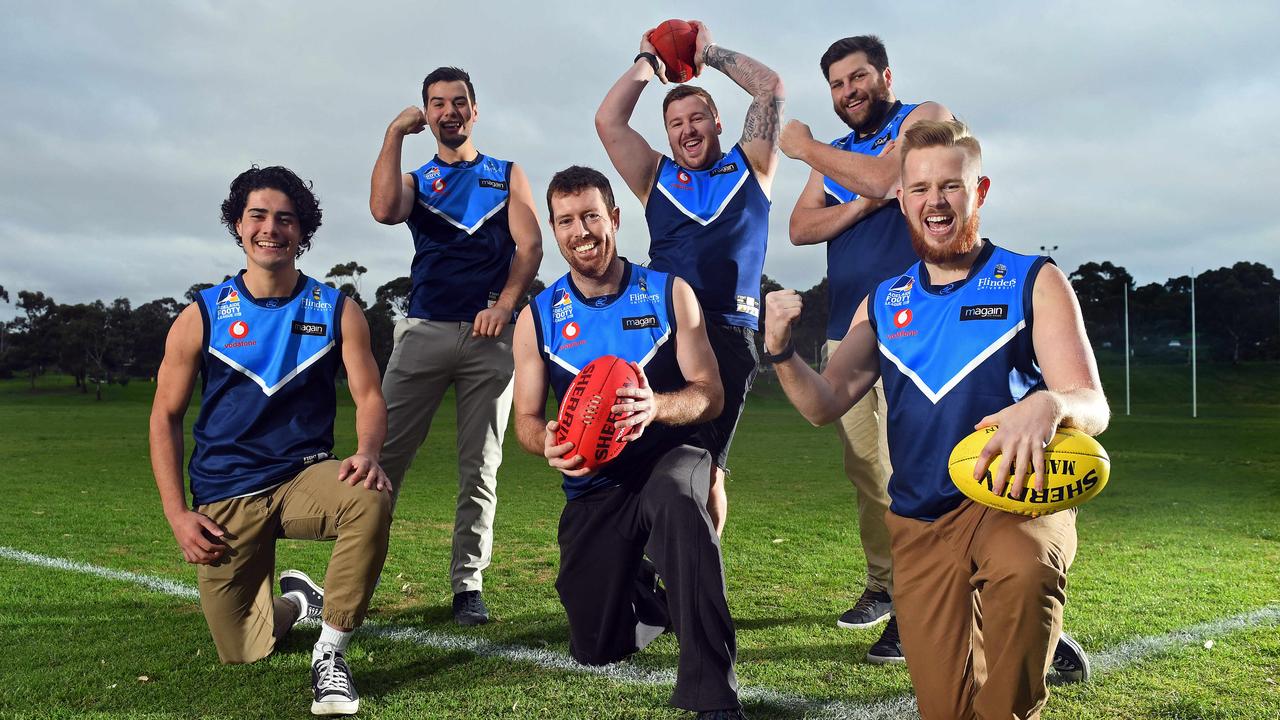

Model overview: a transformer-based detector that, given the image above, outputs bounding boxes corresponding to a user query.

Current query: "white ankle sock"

[314,622,353,662]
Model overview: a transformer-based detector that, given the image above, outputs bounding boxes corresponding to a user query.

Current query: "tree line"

[2,260,1276,398]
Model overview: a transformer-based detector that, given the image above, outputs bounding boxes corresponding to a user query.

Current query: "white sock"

[282,591,307,622]
[314,622,353,662]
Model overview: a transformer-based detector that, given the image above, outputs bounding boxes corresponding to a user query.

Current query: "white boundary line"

[5,546,1278,718]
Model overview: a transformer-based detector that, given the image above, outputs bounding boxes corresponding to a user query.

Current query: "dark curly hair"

[219,165,323,258]
[820,36,889,79]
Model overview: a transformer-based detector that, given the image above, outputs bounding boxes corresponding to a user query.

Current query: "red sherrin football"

[556,355,638,471]
[649,19,698,83]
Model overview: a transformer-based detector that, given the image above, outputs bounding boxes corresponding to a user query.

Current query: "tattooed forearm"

[742,94,785,144]
[704,45,785,147]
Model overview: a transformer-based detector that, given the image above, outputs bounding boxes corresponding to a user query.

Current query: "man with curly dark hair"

[151,165,393,715]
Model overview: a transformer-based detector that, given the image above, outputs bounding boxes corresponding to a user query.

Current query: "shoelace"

[316,652,352,696]
[851,591,882,614]
[462,594,485,614]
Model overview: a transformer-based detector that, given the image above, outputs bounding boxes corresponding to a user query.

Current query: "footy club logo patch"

[552,288,574,322]
[423,166,441,180]
[215,286,242,319]
[885,276,914,307]
[735,295,760,318]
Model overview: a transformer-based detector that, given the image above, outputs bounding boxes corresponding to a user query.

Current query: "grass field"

[1,360,1278,719]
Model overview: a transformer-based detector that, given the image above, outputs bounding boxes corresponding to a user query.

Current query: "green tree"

[1069,261,1133,348]
[375,276,412,318]
[12,291,57,388]
[326,262,368,308]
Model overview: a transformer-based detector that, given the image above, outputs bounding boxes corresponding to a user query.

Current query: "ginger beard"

[908,208,982,264]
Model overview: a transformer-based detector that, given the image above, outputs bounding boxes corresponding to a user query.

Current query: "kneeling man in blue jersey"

[512,166,745,720]
[150,166,392,716]
[596,22,784,536]
[764,122,1109,720]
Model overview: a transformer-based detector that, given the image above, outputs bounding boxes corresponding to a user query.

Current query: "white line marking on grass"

[1091,604,1280,674]
[6,546,1278,719]
[0,546,199,600]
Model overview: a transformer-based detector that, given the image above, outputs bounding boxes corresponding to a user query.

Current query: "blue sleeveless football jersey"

[405,154,516,321]
[645,144,769,329]
[824,99,926,338]
[870,242,1049,520]
[189,273,345,505]
[531,261,690,498]
[825,101,923,340]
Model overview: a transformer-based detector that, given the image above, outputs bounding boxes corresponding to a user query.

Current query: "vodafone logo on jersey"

[432,178,446,193]
[677,170,691,185]
[229,320,249,338]
[893,308,913,328]
[561,321,580,340]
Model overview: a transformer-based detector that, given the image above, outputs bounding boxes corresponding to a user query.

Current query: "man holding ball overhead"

[596,20,784,536]
[765,119,1109,720]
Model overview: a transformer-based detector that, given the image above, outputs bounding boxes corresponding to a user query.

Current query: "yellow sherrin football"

[948,426,1110,515]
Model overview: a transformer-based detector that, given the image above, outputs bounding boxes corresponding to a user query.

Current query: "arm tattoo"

[703,45,783,146]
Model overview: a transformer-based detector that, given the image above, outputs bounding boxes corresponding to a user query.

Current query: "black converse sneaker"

[311,647,360,716]
[837,587,893,629]
[1051,632,1091,683]
[280,570,325,622]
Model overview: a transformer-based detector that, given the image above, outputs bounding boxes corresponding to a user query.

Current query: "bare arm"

[511,306,593,477]
[766,291,880,426]
[370,107,427,224]
[973,263,1110,499]
[149,305,228,565]
[472,163,544,337]
[697,25,784,191]
[337,300,391,491]
[613,278,723,439]
[789,168,889,246]
[780,102,952,199]
[595,34,664,204]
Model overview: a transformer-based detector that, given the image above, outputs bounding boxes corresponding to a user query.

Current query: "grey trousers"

[381,318,515,593]
[825,339,894,594]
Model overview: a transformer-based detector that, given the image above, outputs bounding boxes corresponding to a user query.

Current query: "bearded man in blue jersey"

[511,166,745,720]
[370,66,543,626]
[596,21,784,536]
[150,166,392,716]
[765,121,1109,720]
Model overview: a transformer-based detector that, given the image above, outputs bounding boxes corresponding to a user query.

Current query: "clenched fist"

[764,289,803,355]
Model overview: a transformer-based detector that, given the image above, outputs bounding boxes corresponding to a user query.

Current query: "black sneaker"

[1051,632,1091,683]
[311,647,359,716]
[453,590,490,626]
[280,570,324,622]
[695,708,748,719]
[866,616,906,664]
[837,587,893,629]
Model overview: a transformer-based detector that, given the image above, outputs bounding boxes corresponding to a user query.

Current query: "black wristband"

[634,52,660,75]
[763,341,795,364]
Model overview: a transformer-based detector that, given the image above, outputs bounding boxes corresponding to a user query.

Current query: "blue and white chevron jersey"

[531,261,690,498]
[646,144,769,329]
[824,101,922,341]
[406,154,516,321]
[870,243,1049,520]
[189,274,344,506]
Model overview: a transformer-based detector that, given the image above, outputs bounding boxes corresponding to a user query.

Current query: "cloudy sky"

[2,1,1277,317]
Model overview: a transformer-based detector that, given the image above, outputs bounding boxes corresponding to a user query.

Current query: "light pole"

[1039,245,1059,255]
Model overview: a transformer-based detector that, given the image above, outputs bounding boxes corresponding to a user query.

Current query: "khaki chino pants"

[824,339,894,593]
[380,318,515,594]
[887,501,1077,720]
[196,460,392,664]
